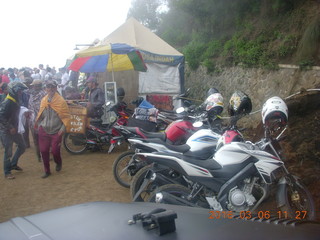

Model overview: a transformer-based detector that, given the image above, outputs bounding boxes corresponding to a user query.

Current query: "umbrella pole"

[111,53,115,82]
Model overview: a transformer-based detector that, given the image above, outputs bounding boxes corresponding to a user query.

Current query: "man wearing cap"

[85,77,105,121]
[28,79,47,162]
[0,82,28,179]
[35,80,70,178]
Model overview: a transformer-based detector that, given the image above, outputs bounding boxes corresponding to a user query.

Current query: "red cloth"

[1,74,10,83]
[146,95,173,111]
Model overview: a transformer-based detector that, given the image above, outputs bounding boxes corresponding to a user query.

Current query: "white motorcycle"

[131,97,316,220]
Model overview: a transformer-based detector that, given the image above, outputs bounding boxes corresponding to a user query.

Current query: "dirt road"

[0,143,131,223]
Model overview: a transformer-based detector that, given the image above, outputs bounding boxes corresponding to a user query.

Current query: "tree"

[127,0,168,32]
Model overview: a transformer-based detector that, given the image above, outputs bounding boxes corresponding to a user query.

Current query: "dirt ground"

[0,142,131,223]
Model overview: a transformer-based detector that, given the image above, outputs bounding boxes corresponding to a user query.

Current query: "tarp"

[100,17,185,94]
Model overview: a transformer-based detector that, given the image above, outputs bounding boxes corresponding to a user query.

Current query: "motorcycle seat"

[142,138,190,153]
[154,152,222,170]
[126,127,166,142]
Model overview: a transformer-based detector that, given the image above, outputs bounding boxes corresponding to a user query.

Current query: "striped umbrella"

[68,43,147,73]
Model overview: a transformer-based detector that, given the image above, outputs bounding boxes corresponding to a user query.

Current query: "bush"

[183,42,206,70]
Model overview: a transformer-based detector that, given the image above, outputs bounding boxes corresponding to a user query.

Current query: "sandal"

[5,174,15,180]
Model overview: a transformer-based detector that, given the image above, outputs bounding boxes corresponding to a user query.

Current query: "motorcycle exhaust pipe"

[155,192,198,207]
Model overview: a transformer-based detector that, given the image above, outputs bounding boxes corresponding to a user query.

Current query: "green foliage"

[183,42,206,70]
[127,0,166,31]
[129,0,319,69]
[203,40,222,59]
[278,37,296,57]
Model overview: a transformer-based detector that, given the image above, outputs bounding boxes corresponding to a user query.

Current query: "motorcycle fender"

[276,177,287,208]
[108,144,115,154]
[276,174,302,208]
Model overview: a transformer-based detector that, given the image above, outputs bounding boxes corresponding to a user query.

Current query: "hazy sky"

[0,0,132,69]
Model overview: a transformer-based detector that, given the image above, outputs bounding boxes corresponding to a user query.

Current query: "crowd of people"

[0,65,105,179]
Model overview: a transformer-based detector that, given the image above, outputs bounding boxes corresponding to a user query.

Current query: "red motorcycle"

[63,101,131,154]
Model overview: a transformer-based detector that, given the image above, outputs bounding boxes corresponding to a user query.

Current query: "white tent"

[100,17,185,99]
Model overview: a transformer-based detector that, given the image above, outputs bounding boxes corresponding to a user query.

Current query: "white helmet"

[205,93,224,115]
[261,96,288,126]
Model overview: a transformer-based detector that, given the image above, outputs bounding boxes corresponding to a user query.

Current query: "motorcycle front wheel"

[280,179,315,220]
[63,133,88,154]
[112,151,147,188]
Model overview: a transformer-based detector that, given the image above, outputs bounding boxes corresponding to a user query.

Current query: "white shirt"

[61,72,70,90]
[39,69,47,80]
[44,72,53,80]
[31,73,41,80]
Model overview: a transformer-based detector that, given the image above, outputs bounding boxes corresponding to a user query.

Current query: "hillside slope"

[252,89,320,220]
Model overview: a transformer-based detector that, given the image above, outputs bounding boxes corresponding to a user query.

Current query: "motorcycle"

[111,107,209,188]
[130,97,316,220]
[63,101,131,154]
[113,91,243,190]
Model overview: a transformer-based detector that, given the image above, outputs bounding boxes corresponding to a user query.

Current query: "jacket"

[86,87,105,118]
[0,95,20,133]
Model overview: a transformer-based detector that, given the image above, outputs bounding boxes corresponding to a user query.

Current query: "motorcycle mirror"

[193,121,203,128]
[176,107,185,114]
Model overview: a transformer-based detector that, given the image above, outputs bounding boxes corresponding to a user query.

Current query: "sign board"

[66,105,87,134]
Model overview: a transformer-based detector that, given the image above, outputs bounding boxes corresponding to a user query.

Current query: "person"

[9,73,20,82]
[31,68,41,80]
[39,64,46,81]
[0,82,28,179]
[1,70,10,84]
[53,67,63,84]
[28,79,47,162]
[69,70,79,89]
[35,80,70,178]
[44,67,53,81]
[64,86,81,100]
[20,77,33,148]
[84,77,105,121]
[58,68,70,98]
[0,83,8,103]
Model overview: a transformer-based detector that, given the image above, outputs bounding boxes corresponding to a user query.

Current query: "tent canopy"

[101,17,183,57]
[100,17,185,95]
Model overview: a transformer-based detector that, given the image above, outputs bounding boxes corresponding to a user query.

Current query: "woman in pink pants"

[35,80,70,178]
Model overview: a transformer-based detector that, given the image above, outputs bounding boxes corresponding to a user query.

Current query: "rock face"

[185,65,320,126]
[185,65,320,220]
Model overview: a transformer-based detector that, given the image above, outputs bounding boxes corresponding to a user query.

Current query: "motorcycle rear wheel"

[130,165,156,202]
[280,180,315,220]
[112,151,147,188]
[130,165,187,202]
[63,133,87,154]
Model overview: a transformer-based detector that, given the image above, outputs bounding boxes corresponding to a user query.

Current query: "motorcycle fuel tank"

[186,129,221,152]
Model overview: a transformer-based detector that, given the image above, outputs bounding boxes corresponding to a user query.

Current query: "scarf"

[36,92,70,127]
[6,94,17,103]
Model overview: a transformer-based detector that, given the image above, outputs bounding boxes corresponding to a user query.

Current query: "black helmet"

[207,88,219,97]
[8,81,28,97]
[131,97,144,107]
[228,90,252,117]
